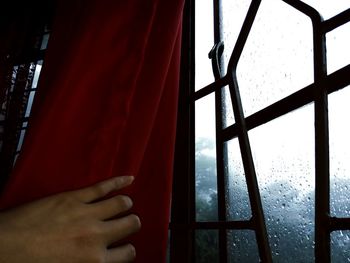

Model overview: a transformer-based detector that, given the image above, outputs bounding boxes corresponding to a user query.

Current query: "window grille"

[0,1,54,190]
[170,0,350,262]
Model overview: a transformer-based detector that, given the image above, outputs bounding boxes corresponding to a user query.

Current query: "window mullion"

[212,1,229,263]
[313,14,330,263]
[170,0,196,262]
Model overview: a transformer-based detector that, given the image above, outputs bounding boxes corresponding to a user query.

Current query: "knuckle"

[78,223,103,240]
[91,183,107,198]
[88,254,105,263]
[56,194,77,208]
[88,224,101,235]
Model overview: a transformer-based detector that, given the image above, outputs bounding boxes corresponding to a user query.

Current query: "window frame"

[170,0,350,262]
[0,1,54,190]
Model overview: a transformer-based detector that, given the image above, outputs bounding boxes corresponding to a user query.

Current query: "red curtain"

[0,1,184,262]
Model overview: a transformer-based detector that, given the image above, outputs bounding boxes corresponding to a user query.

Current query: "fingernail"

[121,195,133,208]
[118,175,135,184]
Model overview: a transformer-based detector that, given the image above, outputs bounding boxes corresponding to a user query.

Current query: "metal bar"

[8,87,38,94]
[248,2,333,260]
[221,64,350,141]
[228,75,273,263]
[196,220,253,230]
[191,76,228,101]
[224,0,273,261]
[227,0,261,73]
[170,220,254,230]
[188,1,197,261]
[212,0,229,262]
[322,8,350,33]
[222,84,313,141]
[329,218,350,231]
[12,50,46,65]
[170,0,196,262]
[310,8,331,263]
[326,64,350,93]
[282,0,320,21]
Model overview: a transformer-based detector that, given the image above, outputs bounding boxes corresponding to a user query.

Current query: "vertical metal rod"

[189,1,197,261]
[212,0,228,262]
[276,1,332,261]
[170,0,196,262]
[313,19,330,263]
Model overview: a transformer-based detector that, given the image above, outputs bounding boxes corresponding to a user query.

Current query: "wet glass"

[249,104,315,262]
[222,86,235,128]
[326,22,350,74]
[225,139,252,221]
[196,230,219,263]
[195,93,218,221]
[233,0,313,117]
[227,230,259,263]
[329,87,350,218]
[195,0,214,91]
[331,231,350,262]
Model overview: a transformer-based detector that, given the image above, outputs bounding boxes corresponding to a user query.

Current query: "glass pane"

[227,230,259,263]
[25,64,43,118]
[25,91,36,118]
[195,230,219,263]
[13,153,20,167]
[236,0,313,117]
[221,0,251,74]
[166,230,170,263]
[195,94,218,221]
[223,86,235,128]
[329,87,350,217]
[31,63,43,90]
[16,129,26,152]
[40,33,50,50]
[225,139,252,221]
[302,0,350,20]
[195,0,214,91]
[331,231,350,262]
[327,21,350,74]
[249,104,315,262]
[10,66,19,93]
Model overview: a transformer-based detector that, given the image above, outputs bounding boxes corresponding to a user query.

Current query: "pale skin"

[0,176,141,263]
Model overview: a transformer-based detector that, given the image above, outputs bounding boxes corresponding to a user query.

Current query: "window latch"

[208,41,224,80]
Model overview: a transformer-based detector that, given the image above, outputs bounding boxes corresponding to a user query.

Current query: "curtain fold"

[0,1,184,262]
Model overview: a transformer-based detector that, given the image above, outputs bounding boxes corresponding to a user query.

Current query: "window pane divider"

[170,220,255,230]
[221,63,350,142]
[212,1,229,262]
[322,8,350,33]
[329,218,350,231]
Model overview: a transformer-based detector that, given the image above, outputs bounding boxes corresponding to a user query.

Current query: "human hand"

[0,176,140,263]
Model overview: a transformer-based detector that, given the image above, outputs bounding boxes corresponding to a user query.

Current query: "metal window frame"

[170,0,350,262]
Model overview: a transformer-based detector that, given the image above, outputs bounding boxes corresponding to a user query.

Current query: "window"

[170,0,350,262]
[0,1,54,189]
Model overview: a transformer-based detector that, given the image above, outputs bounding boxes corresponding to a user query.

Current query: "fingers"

[74,176,135,203]
[103,214,141,245]
[89,195,133,220]
[106,244,136,263]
